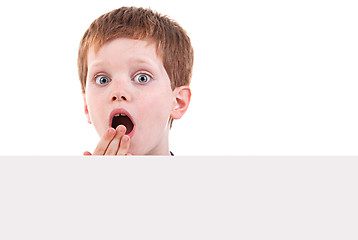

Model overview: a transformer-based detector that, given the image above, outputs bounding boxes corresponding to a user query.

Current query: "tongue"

[121,117,133,134]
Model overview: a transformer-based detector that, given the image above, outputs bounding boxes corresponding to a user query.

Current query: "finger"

[117,135,130,155]
[105,125,126,155]
[126,153,132,156]
[93,128,116,155]
[83,151,92,156]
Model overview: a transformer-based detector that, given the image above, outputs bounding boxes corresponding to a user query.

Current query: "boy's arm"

[83,125,131,156]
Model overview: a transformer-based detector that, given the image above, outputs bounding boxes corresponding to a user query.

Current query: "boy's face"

[83,38,179,155]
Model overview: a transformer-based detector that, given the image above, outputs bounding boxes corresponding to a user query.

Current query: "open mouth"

[111,113,134,135]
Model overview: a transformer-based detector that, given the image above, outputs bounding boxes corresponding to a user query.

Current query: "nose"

[112,95,127,101]
[110,79,132,102]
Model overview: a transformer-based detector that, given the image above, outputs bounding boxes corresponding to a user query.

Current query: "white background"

[0,0,357,155]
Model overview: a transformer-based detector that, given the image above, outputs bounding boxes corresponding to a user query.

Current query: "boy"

[78,7,193,155]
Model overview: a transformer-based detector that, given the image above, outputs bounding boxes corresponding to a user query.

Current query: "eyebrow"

[89,57,157,68]
[87,61,104,69]
[129,57,158,67]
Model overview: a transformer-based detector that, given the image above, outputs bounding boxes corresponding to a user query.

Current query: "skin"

[83,38,191,155]
[83,125,131,156]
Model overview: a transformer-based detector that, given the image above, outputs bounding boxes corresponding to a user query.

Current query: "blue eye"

[95,75,111,85]
[134,73,151,84]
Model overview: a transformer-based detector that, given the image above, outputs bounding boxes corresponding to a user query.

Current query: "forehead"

[87,38,162,67]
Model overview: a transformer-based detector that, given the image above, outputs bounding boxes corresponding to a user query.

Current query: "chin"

[128,143,148,155]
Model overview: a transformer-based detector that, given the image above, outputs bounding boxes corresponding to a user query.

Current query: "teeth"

[114,113,126,117]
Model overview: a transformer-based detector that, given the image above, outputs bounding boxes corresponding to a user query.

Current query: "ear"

[171,85,191,120]
[83,93,92,124]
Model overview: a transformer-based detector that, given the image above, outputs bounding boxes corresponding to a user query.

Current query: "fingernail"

[122,135,129,142]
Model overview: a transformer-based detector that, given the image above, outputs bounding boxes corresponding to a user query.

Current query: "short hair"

[78,6,194,93]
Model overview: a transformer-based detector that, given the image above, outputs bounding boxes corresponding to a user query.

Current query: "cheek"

[86,91,108,130]
[137,91,173,121]
[86,86,106,111]
[86,94,99,116]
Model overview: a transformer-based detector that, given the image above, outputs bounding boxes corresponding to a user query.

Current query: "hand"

[83,125,131,156]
